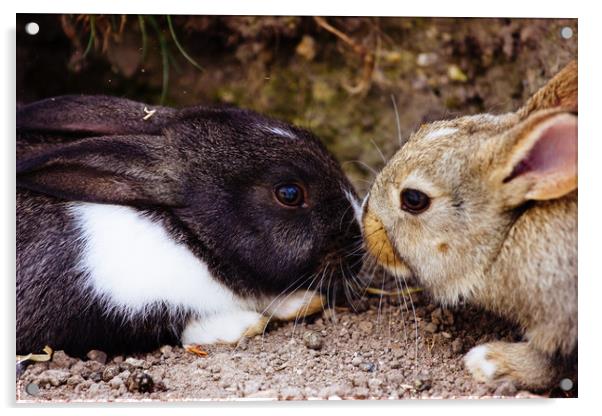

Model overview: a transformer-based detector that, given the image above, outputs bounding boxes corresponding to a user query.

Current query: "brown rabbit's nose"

[363,209,403,270]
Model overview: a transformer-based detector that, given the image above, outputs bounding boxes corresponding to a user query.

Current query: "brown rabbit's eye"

[275,184,305,207]
[401,188,430,214]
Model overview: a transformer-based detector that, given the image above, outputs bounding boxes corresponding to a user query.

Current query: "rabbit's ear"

[499,111,577,205]
[17,135,183,207]
[518,60,577,118]
[17,95,175,136]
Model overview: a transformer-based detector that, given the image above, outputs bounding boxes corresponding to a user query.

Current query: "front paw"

[463,342,557,390]
[181,310,268,346]
[464,344,499,383]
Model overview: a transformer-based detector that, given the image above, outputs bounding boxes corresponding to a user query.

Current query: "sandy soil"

[15,290,577,402]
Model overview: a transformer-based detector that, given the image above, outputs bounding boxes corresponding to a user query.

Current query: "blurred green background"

[16,15,577,195]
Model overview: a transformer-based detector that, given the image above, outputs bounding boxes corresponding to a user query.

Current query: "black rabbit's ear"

[17,95,176,136]
[17,135,183,207]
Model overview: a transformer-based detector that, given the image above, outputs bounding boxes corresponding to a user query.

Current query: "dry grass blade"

[16,345,53,364]
[185,344,208,356]
[365,286,423,297]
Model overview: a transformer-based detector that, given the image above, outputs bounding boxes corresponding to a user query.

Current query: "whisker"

[255,271,319,349]
[392,247,419,368]
[342,160,379,177]
[390,93,406,148]
[290,269,323,341]
[369,137,387,164]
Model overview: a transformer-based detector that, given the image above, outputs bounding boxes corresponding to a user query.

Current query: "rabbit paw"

[464,341,557,390]
[264,290,325,321]
[464,344,498,382]
[181,310,268,346]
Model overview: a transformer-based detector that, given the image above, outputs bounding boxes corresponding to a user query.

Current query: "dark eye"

[275,184,305,207]
[401,188,430,214]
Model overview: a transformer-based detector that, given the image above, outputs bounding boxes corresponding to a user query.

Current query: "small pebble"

[359,362,376,372]
[126,370,154,393]
[368,378,383,389]
[159,345,173,358]
[431,308,443,325]
[351,374,367,387]
[413,372,432,391]
[452,338,464,354]
[25,383,40,396]
[358,321,374,333]
[303,331,323,350]
[88,372,102,382]
[124,357,145,368]
[66,375,84,386]
[34,369,71,387]
[49,350,76,369]
[86,349,108,365]
[102,365,120,382]
[424,322,438,333]
[109,377,124,390]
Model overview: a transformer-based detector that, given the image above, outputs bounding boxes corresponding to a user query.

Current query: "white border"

[2,1,600,415]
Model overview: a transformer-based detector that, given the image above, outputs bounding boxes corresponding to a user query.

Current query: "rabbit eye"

[275,184,305,207]
[401,188,430,214]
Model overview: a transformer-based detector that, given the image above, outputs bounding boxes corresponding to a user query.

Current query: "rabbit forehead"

[382,113,518,186]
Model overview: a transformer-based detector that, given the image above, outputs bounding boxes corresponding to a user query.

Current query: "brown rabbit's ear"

[17,136,183,207]
[499,111,577,206]
[518,60,577,118]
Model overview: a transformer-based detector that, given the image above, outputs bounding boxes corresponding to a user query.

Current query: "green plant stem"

[138,15,148,63]
[83,15,96,58]
[167,15,203,71]
[146,16,169,105]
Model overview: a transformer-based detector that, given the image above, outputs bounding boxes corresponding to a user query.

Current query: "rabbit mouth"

[362,209,416,282]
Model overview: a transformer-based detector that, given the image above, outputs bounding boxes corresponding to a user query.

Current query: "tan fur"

[242,316,270,339]
[470,342,558,390]
[272,292,326,321]
[229,292,327,344]
[363,61,577,390]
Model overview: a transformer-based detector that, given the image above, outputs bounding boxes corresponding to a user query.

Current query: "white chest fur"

[69,202,245,320]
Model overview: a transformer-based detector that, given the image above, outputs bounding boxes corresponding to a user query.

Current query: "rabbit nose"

[363,209,402,270]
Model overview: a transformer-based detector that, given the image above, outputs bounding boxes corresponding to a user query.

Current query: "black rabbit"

[17,95,363,356]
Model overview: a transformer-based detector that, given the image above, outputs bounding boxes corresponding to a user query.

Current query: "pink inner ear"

[508,115,577,181]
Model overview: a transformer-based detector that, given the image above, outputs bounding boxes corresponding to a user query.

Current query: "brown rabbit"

[362,61,577,390]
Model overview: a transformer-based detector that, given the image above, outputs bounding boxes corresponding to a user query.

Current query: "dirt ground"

[15,289,577,402]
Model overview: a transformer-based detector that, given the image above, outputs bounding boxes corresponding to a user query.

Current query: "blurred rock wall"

[16,15,577,194]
